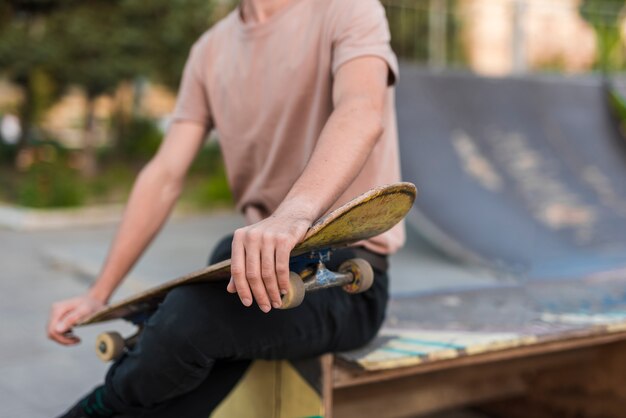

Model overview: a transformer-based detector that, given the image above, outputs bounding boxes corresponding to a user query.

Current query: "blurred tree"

[108,0,227,161]
[382,0,464,67]
[0,1,68,152]
[118,0,224,89]
[45,1,135,176]
[0,0,232,174]
[579,0,626,72]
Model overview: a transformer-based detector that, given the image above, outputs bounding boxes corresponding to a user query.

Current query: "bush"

[17,160,86,208]
[116,117,163,161]
[186,167,232,208]
[88,163,135,203]
[184,142,233,208]
[0,141,17,164]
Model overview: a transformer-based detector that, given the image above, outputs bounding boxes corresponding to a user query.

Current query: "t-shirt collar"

[235,0,305,37]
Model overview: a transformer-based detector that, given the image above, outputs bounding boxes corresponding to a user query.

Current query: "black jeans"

[102,235,389,417]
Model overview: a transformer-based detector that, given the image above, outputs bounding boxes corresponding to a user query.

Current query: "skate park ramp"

[397,66,626,280]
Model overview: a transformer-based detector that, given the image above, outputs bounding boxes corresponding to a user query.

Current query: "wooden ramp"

[331,276,626,417]
[341,275,626,371]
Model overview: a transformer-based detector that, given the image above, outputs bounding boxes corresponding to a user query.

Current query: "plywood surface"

[340,275,626,371]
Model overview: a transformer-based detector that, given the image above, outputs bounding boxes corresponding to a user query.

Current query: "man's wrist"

[87,283,112,304]
[274,196,320,223]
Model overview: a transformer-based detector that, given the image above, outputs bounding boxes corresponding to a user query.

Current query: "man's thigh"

[198,234,388,356]
[146,279,347,361]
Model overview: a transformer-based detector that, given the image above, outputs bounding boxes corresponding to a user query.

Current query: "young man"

[50,0,403,416]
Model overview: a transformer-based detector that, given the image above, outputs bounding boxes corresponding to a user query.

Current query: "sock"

[78,386,117,418]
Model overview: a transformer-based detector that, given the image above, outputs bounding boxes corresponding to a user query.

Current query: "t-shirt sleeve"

[330,0,399,85]
[171,40,212,126]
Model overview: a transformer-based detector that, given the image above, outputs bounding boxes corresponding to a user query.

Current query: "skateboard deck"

[78,182,416,327]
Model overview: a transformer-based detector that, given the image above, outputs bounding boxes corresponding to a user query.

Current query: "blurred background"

[0,0,236,211]
[4,0,626,417]
[1,0,624,212]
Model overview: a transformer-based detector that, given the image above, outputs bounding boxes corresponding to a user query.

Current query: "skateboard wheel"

[95,332,125,362]
[280,272,305,309]
[339,258,374,294]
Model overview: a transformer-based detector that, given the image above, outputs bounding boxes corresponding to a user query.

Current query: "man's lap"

[103,235,388,414]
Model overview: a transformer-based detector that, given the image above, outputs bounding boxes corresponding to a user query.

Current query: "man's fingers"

[230,219,309,312]
[47,320,64,344]
[231,230,253,307]
[48,302,73,336]
[261,240,281,309]
[54,331,81,345]
[244,232,271,313]
[47,303,82,345]
[275,236,292,295]
[226,277,236,293]
[58,309,87,333]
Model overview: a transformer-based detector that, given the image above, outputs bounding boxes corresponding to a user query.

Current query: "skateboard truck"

[280,251,375,309]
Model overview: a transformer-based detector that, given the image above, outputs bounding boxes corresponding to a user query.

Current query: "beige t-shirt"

[173,0,404,254]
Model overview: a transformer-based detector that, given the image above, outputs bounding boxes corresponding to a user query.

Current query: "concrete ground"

[0,212,498,417]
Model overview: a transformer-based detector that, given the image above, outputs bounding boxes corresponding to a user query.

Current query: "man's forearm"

[276,97,383,222]
[88,162,183,303]
[277,57,388,222]
[228,96,385,311]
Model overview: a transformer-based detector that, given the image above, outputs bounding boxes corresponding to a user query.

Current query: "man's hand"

[228,205,314,312]
[47,294,105,345]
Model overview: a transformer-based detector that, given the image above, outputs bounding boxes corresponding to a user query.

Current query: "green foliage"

[0,141,17,164]
[608,87,626,118]
[184,143,233,208]
[186,167,233,208]
[382,0,465,65]
[189,141,224,173]
[45,3,137,98]
[4,140,84,208]
[0,0,223,97]
[18,161,86,208]
[0,0,234,151]
[119,0,230,89]
[607,86,626,137]
[0,0,236,210]
[87,163,135,203]
[579,0,626,71]
[116,117,163,161]
[385,2,429,60]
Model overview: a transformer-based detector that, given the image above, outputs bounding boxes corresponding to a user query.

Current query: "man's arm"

[47,121,207,345]
[229,56,389,313]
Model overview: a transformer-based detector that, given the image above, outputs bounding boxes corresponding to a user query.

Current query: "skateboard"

[76,182,417,362]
